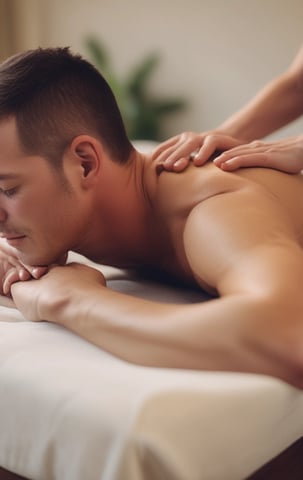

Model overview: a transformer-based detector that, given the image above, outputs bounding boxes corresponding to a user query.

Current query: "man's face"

[0,118,81,266]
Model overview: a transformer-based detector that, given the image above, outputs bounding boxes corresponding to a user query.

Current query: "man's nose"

[0,208,8,223]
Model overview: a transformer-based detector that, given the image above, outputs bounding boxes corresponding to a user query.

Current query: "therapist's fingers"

[153,132,205,170]
[168,157,192,172]
[152,135,181,163]
[215,151,303,173]
[164,133,242,170]
[169,134,241,171]
[214,152,270,170]
[213,138,303,173]
[153,132,243,172]
[194,134,242,166]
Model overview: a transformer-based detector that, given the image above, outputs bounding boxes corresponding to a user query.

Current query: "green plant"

[84,36,187,141]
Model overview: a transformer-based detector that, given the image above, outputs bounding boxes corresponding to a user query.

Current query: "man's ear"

[69,135,103,185]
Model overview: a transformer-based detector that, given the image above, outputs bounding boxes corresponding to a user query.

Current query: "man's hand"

[10,263,106,322]
[0,238,46,295]
[0,238,67,296]
[152,132,242,171]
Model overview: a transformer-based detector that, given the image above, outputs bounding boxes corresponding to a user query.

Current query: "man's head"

[0,47,133,168]
[0,47,135,266]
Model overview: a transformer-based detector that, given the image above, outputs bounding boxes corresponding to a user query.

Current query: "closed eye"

[0,187,18,198]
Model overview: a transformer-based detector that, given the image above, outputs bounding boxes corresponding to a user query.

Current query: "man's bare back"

[146,161,303,293]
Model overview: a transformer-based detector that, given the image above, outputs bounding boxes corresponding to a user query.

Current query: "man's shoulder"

[154,163,257,215]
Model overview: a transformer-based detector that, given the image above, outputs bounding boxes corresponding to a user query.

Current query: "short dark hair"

[0,47,133,167]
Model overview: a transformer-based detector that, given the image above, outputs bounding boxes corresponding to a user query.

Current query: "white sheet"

[0,253,303,480]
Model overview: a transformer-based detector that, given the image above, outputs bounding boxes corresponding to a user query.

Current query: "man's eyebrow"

[0,174,20,180]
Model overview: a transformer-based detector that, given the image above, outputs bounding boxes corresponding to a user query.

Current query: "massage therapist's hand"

[10,263,106,322]
[213,135,303,173]
[153,131,242,171]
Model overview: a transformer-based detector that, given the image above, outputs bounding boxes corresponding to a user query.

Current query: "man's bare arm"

[10,185,303,388]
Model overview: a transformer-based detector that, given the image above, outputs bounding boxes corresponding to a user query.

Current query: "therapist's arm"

[218,44,303,142]
[154,44,303,170]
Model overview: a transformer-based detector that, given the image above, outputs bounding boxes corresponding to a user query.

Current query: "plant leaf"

[83,37,187,141]
[84,36,109,69]
[152,99,187,114]
[127,53,160,97]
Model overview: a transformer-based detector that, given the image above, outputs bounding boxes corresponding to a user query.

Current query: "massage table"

[0,251,303,480]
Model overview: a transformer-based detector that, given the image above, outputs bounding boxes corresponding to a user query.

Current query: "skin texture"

[2,117,303,388]
[154,44,303,173]
[0,118,75,293]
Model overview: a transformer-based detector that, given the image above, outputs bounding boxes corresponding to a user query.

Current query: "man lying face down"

[0,47,303,388]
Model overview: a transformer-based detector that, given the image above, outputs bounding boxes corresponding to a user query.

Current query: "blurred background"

[0,0,302,141]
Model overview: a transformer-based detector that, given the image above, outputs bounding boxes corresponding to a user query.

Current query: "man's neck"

[74,150,164,268]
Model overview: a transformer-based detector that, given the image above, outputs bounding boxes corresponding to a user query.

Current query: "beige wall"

[4,0,303,140]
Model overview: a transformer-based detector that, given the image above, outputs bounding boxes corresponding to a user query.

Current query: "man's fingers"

[21,252,68,279]
[30,266,49,279]
[3,268,20,295]
[3,266,35,295]
[18,267,32,281]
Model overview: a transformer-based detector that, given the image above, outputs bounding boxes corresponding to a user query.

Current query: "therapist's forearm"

[218,72,303,142]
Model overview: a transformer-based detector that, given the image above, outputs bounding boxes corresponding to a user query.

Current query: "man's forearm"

[47,285,298,384]
[10,261,303,387]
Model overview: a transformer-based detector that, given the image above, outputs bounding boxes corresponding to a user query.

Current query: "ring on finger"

[189,150,199,160]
